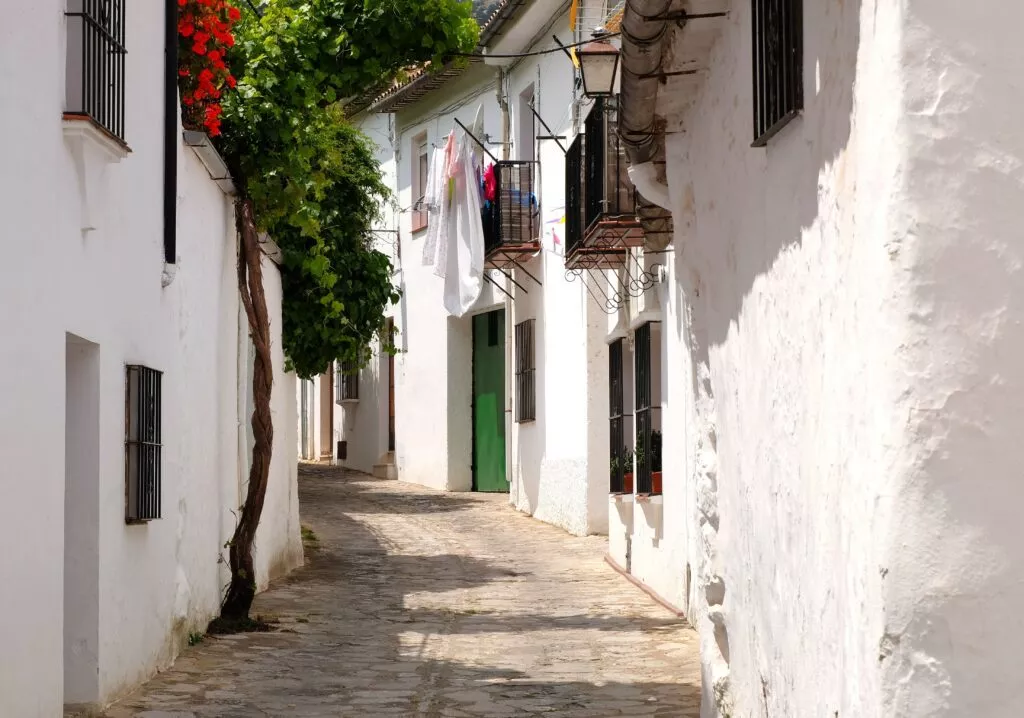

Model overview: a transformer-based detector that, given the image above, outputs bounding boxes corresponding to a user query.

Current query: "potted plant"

[622,447,634,494]
[650,430,663,494]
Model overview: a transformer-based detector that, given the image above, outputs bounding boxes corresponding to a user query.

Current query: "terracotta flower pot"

[624,473,634,494]
[652,471,662,494]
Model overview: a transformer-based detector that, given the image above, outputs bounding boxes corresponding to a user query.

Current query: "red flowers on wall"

[177,0,241,136]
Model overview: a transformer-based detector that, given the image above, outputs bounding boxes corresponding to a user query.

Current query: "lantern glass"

[578,40,619,97]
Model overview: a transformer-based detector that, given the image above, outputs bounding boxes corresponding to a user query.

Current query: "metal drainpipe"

[163,0,178,266]
[619,0,674,249]
[619,0,671,165]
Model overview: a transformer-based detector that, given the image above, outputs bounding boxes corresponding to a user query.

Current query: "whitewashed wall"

[657,0,1024,716]
[0,2,300,713]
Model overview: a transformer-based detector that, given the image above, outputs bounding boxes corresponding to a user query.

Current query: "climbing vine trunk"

[222,198,275,620]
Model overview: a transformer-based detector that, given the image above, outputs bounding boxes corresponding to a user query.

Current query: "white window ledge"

[62,114,130,234]
[63,114,131,162]
[610,492,634,503]
[636,493,663,505]
[339,398,360,406]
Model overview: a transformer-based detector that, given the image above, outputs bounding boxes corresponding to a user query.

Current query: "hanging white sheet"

[441,111,485,317]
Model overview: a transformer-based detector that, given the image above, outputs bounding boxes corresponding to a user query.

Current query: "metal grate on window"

[125,365,162,522]
[65,0,127,141]
[485,161,537,255]
[337,361,359,402]
[751,0,803,146]
[609,339,628,493]
[515,319,536,423]
[565,134,583,257]
[634,324,656,494]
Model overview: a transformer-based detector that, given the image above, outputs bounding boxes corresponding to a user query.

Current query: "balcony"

[565,98,644,272]
[483,161,539,271]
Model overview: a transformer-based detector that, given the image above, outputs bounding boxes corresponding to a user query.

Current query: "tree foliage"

[199,0,478,622]
[221,0,478,377]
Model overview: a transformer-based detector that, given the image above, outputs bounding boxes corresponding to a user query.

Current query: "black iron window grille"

[65,0,127,142]
[583,97,635,233]
[484,161,538,255]
[634,323,657,494]
[751,0,803,146]
[125,365,162,522]
[609,339,628,493]
[337,361,359,402]
[515,319,536,423]
[565,134,584,257]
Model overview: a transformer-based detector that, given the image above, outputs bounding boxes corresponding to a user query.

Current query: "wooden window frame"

[411,131,429,232]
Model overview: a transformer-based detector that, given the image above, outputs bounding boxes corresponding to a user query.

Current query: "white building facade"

[621,0,1024,716]
[0,3,302,714]
[313,1,615,538]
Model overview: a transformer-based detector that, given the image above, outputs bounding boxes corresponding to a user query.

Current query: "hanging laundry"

[440,108,486,317]
[483,163,496,202]
[420,139,449,269]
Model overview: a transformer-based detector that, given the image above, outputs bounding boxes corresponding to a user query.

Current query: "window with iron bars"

[751,0,803,146]
[484,161,537,255]
[514,319,536,423]
[65,0,127,142]
[565,134,583,257]
[609,339,628,493]
[336,361,359,402]
[125,365,162,522]
[634,323,659,495]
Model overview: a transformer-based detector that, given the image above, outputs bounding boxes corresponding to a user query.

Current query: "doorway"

[472,310,508,492]
[319,370,333,460]
[64,334,100,707]
[388,318,396,453]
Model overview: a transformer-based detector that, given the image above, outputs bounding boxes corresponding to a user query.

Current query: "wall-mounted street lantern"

[577,31,620,98]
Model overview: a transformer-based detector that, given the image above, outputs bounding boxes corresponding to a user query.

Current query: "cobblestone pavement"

[103,465,702,717]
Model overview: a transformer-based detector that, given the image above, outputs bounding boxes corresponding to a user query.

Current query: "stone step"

[372,463,398,480]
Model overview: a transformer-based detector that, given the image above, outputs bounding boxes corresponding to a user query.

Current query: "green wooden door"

[472,310,508,492]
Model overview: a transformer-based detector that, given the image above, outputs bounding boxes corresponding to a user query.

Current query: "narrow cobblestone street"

[103,465,702,717]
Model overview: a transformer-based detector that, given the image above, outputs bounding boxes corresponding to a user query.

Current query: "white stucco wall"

[654,0,1024,715]
[658,0,896,714]
[0,3,300,713]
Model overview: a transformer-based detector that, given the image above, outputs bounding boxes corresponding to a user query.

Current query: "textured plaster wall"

[661,0,900,715]
[665,0,1024,715]
[0,3,300,713]
[878,3,1024,716]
